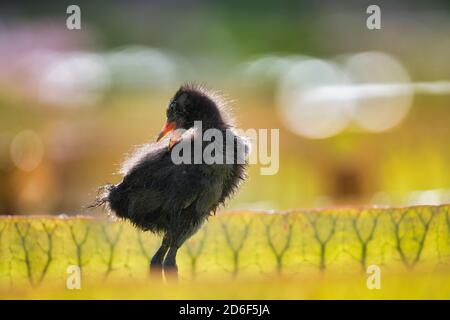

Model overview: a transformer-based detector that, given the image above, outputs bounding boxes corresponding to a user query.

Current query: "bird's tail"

[86,184,116,210]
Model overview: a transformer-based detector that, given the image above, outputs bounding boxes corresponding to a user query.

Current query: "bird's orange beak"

[156,121,175,142]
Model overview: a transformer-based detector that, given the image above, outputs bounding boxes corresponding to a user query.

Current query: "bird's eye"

[169,101,177,110]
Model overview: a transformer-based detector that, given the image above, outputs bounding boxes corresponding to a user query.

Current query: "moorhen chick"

[93,84,248,279]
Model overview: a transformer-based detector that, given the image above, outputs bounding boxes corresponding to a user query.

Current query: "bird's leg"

[150,239,169,277]
[163,246,179,281]
[162,223,202,281]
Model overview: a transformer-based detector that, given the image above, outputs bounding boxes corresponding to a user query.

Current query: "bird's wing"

[194,181,223,214]
[160,162,210,208]
[126,162,213,217]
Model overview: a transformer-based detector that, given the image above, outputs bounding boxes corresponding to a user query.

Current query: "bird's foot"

[163,265,178,282]
[163,246,179,282]
[149,264,164,280]
[149,243,169,280]
[150,257,165,280]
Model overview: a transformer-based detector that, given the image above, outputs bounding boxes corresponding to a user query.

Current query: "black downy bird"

[93,84,248,278]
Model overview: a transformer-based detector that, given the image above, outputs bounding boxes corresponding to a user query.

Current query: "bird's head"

[157,84,232,144]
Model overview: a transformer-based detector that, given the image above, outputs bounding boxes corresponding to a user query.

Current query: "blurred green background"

[0,0,449,214]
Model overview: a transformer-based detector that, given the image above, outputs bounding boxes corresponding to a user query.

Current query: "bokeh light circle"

[10,130,44,172]
[39,52,110,107]
[277,59,353,139]
[345,52,413,132]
